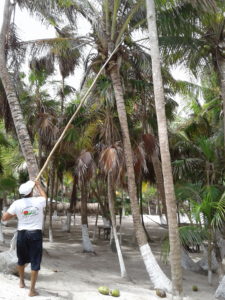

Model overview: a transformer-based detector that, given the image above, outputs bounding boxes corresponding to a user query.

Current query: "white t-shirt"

[7,197,46,230]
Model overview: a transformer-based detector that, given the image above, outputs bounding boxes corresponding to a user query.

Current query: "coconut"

[98,286,110,295]
[155,289,166,298]
[110,289,120,297]
[192,285,198,292]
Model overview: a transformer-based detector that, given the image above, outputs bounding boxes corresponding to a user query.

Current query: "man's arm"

[1,212,15,222]
[35,181,47,198]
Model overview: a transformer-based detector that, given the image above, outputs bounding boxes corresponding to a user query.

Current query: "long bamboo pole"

[35,42,122,181]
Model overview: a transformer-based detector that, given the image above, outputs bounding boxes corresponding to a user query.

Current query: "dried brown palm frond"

[142,133,157,155]
[6,23,26,71]
[99,142,124,180]
[30,53,55,75]
[53,26,82,78]
[76,150,95,184]
[37,113,59,147]
[0,80,14,133]
[58,48,80,78]
[133,143,148,181]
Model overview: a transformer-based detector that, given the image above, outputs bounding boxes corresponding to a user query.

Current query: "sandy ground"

[0,215,219,300]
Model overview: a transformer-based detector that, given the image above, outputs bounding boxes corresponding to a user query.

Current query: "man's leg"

[17,265,26,288]
[29,270,39,297]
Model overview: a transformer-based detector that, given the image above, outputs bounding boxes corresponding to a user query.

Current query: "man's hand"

[1,212,15,222]
[35,180,47,198]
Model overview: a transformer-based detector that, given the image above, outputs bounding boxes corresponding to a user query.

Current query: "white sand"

[0,216,218,300]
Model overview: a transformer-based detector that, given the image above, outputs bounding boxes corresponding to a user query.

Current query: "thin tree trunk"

[61,77,65,113]
[0,223,4,243]
[66,175,77,232]
[0,0,38,179]
[0,202,4,243]
[43,176,50,233]
[218,57,225,148]
[110,62,171,292]
[38,137,43,169]
[151,150,167,218]
[108,172,127,278]
[0,199,4,243]
[146,0,183,296]
[49,167,55,243]
[81,184,94,253]
[92,203,100,242]
[208,226,213,285]
[139,181,152,243]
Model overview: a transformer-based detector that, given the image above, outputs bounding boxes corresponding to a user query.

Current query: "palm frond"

[197,136,215,162]
[179,225,207,247]
[99,142,124,178]
[76,150,95,183]
[0,80,14,132]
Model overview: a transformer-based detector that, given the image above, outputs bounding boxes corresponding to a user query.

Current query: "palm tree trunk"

[49,167,55,243]
[151,150,167,217]
[139,181,152,243]
[108,172,127,278]
[208,226,213,285]
[92,203,100,242]
[0,0,38,179]
[43,176,50,233]
[61,77,65,113]
[146,0,183,296]
[218,57,225,148]
[66,175,77,232]
[110,63,171,292]
[81,184,94,253]
[0,198,4,242]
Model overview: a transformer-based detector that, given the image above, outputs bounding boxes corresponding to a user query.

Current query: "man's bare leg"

[17,265,25,288]
[29,270,39,297]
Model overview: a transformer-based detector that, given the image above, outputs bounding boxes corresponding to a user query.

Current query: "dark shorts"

[17,230,43,271]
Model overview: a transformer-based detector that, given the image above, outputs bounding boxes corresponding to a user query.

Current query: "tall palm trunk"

[0,0,38,179]
[43,176,50,233]
[81,184,94,253]
[67,175,77,232]
[146,0,182,296]
[143,133,167,217]
[109,63,171,292]
[218,57,225,148]
[138,181,152,242]
[151,150,167,218]
[49,167,55,243]
[108,172,127,278]
[61,77,65,114]
[0,199,4,243]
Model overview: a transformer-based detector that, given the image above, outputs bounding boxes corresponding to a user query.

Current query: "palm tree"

[76,150,95,253]
[0,0,39,179]
[146,0,182,296]
[58,0,171,290]
[158,0,225,146]
[192,185,225,284]
[0,129,15,243]
[100,143,127,278]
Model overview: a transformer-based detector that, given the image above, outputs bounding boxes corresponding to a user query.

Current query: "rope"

[35,41,123,181]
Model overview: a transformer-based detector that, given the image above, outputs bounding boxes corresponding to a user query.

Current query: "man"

[1,180,46,297]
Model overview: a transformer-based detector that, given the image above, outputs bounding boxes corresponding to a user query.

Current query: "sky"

[0,1,195,113]
[0,1,90,92]
[0,1,55,40]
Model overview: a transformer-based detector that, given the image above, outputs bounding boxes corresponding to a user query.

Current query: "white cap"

[19,180,35,196]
